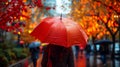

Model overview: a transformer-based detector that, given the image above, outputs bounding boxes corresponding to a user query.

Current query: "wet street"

[29,50,120,67]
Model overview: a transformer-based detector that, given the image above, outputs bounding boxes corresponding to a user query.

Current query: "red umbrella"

[30,17,88,47]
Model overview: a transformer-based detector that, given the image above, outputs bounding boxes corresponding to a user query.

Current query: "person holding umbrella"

[41,44,74,67]
[74,45,80,59]
[29,40,41,67]
[30,17,88,67]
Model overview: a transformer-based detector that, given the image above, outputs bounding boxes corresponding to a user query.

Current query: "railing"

[8,57,32,67]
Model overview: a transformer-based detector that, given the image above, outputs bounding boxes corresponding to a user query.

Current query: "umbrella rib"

[75,23,88,42]
[62,21,68,47]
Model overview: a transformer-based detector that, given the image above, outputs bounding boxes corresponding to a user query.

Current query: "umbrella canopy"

[94,40,113,45]
[30,17,88,47]
[29,41,41,48]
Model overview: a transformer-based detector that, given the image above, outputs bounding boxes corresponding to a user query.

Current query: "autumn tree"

[71,0,106,52]
[0,0,28,43]
[0,0,44,44]
[91,0,120,57]
[71,0,120,57]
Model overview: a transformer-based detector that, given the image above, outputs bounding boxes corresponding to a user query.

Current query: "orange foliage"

[71,0,119,39]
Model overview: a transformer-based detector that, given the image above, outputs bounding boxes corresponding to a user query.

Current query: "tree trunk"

[92,36,97,54]
[111,34,116,58]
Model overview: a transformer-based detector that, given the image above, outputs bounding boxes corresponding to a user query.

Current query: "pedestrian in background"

[29,46,40,67]
[79,46,84,58]
[100,45,107,65]
[85,44,91,59]
[74,45,80,59]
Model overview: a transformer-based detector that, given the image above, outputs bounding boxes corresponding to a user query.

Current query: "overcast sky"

[56,0,71,14]
[43,0,71,17]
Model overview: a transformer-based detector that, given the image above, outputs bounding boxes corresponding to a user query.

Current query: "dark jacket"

[29,47,40,59]
[41,44,75,67]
